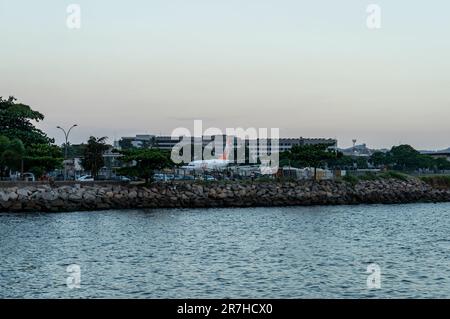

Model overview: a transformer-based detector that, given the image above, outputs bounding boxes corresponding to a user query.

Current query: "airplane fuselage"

[183,159,230,170]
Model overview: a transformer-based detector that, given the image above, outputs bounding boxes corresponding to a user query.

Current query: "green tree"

[0,96,53,146]
[435,157,450,170]
[389,145,434,171]
[118,148,173,183]
[370,151,389,167]
[283,144,337,179]
[325,151,354,169]
[0,135,25,178]
[370,145,439,171]
[23,144,63,178]
[65,143,85,158]
[81,136,110,179]
[355,157,369,169]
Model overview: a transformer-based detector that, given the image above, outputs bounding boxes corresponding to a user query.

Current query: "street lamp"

[57,124,78,180]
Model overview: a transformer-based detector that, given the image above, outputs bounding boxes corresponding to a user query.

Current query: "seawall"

[1,178,450,212]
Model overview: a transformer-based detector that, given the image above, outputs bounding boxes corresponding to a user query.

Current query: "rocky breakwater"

[1,178,450,212]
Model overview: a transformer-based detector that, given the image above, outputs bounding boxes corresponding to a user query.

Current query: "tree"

[435,157,450,171]
[389,145,421,170]
[0,135,25,178]
[325,151,354,170]
[369,151,389,168]
[23,144,63,178]
[355,157,369,169]
[118,148,173,183]
[65,143,85,158]
[283,144,337,180]
[81,136,110,179]
[388,145,434,171]
[370,145,439,171]
[0,96,53,146]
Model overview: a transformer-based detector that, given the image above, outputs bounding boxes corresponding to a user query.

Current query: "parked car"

[154,173,169,182]
[77,175,94,182]
[116,176,131,182]
[204,175,217,181]
[172,175,194,181]
[154,173,196,182]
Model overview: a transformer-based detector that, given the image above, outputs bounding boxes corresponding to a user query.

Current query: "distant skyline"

[1,0,449,149]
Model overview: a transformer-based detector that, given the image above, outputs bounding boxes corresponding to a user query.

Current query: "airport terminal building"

[116,135,337,158]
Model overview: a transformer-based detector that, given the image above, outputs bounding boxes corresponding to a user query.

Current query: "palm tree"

[81,136,109,179]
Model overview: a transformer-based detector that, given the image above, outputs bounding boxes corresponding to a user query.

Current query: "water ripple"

[1,203,450,298]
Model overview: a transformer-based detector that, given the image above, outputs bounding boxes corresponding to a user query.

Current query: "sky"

[1,0,449,149]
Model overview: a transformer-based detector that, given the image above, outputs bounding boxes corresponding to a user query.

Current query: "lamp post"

[57,124,78,180]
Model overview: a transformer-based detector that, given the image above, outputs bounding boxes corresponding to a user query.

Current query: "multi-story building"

[421,148,450,162]
[116,134,337,162]
[116,135,154,149]
[247,137,337,158]
[118,135,233,151]
[339,143,374,157]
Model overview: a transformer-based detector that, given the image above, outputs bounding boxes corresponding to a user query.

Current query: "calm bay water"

[1,203,449,298]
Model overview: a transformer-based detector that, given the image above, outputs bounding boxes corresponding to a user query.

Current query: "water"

[1,203,449,298]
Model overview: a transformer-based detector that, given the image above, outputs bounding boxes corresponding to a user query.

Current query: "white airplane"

[182,138,233,171]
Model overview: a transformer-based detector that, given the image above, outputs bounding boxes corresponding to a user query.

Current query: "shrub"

[359,172,378,181]
[420,175,450,189]
[379,171,410,181]
[343,174,359,185]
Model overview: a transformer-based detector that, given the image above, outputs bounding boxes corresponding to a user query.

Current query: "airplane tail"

[218,137,233,161]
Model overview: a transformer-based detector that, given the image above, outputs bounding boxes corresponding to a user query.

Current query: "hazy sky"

[1,0,449,149]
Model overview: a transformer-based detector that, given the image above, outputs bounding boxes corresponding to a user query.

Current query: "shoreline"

[1,178,450,213]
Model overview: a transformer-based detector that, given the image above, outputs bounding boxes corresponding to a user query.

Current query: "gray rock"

[128,191,137,199]
[8,192,18,201]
